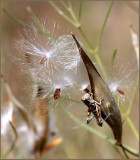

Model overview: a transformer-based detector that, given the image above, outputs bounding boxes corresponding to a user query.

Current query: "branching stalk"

[95,1,114,53]
[2,8,48,36]
[26,6,53,39]
[48,1,77,27]
[78,1,83,22]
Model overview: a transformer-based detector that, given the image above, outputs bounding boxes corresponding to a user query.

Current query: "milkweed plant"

[1,1,139,159]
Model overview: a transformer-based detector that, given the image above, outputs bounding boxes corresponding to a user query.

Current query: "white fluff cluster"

[107,63,137,102]
[16,28,90,100]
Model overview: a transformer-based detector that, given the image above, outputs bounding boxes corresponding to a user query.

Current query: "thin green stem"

[121,144,139,157]
[59,102,139,157]
[2,7,47,35]
[48,1,77,27]
[94,53,108,79]
[113,146,125,159]
[3,121,18,158]
[121,146,130,159]
[67,1,79,25]
[119,101,139,141]
[110,49,117,71]
[78,1,83,22]
[62,95,82,104]
[127,76,139,115]
[60,1,69,9]
[78,25,108,79]
[23,71,47,90]
[26,6,54,39]
[3,8,35,30]
[95,1,114,53]
[60,102,116,145]
[78,27,94,51]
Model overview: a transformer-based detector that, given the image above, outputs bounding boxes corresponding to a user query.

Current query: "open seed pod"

[71,33,122,145]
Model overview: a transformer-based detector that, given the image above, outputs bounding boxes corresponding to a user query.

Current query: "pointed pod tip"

[71,32,76,41]
[71,32,74,36]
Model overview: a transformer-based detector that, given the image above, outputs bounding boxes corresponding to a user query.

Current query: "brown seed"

[54,88,61,100]
[40,56,47,64]
[117,89,124,95]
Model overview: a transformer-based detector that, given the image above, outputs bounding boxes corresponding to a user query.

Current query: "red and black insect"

[81,91,108,127]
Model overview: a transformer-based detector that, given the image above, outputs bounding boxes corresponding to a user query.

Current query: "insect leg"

[87,116,95,124]
[102,113,111,124]
[95,99,103,106]
[87,110,92,124]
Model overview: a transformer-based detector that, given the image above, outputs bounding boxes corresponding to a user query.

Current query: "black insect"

[81,91,110,127]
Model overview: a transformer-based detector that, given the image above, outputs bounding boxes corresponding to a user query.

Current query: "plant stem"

[78,26,108,79]
[60,102,116,144]
[94,52,108,79]
[78,27,94,51]
[126,76,139,115]
[3,121,18,158]
[121,144,139,157]
[78,1,83,22]
[95,1,114,53]
[48,1,77,27]
[119,101,139,141]
[49,1,108,78]
[67,1,79,25]
[110,49,117,71]
[113,146,125,159]
[3,8,35,30]
[26,6,54,39]
[62,95,82,104]
[60,1,69,9]
[121,146,130,159]
[2,7,47,35]
[59,102,139,157]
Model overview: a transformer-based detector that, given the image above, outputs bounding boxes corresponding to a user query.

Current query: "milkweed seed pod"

[71,33,122,145]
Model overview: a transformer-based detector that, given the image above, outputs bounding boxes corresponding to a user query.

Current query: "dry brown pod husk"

[71,33,122,145]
